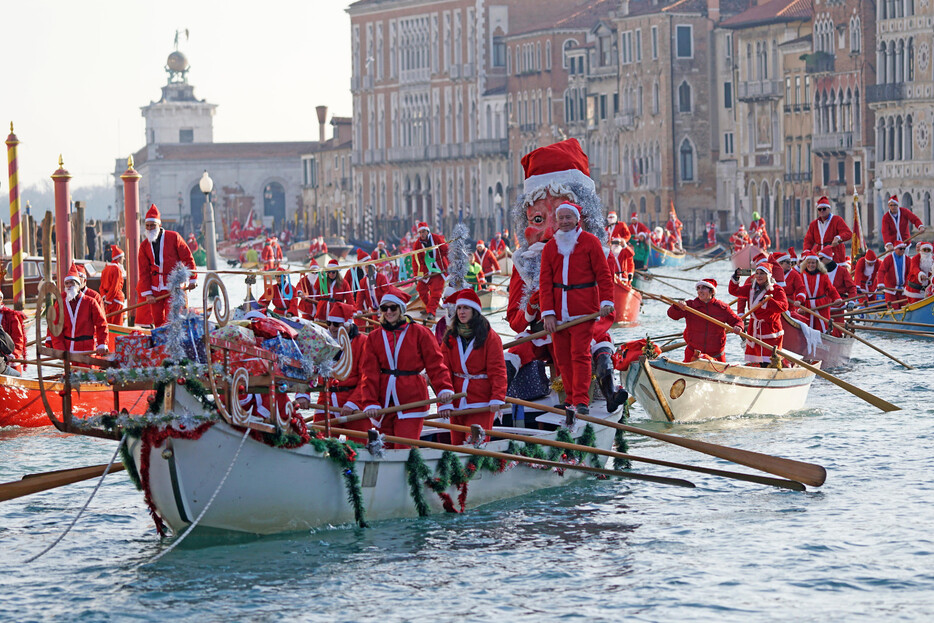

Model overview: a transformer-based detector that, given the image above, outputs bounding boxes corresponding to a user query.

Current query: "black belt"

[381,368,421,377]
[63,335,92,342]
[328,385,354,392]
[554,281,596,291]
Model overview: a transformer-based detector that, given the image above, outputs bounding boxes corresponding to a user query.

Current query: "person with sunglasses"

[803,196,852,264]
[440,289,507,445]
[343,287,455,448]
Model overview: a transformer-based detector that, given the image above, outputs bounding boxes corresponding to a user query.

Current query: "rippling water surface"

[2,261,933,622]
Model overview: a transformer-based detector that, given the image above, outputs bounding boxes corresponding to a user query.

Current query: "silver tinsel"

[163,264,194,363]
[445,222,471,292]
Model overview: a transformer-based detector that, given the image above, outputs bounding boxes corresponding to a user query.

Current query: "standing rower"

[100,245,126,324]
[668,278,743,362]
[412,222,449,319]
[138,204,197,326]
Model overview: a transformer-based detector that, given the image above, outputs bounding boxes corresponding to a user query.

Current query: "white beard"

[145,229,159,244]
[920,253,933,275]
[65,286,80,301]
[553,227,581,257]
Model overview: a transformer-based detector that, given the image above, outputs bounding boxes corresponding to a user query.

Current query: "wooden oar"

[502,312,600,349]
[838,299,909,317]
[659,341,687,354]
[682,253,724,272]
[875,232,922,262]
[795,305,913,369]
[304,392,468,425]
[0,463,126,502]
[813,294,861,311]
[108,292,171,319]
[846,324,932,338]
[635,270,699,283]
[641,357,674,422]
[644,291,900,412]
[312,424,696,489]
[739,295,772,321]
[636,274,695,296]
[505,397,826,487]
[428,420,805,491]
[851,317,934,329]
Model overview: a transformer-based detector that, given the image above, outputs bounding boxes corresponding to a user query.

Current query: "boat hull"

[132,410,618,535]
[780,314,854,368]
[731,246,755,270]
[625,356,817,422]
[613,282,642,326]
[859,294,934,337]
[646,243,686,268]
[479,289,508,312]
[0,375,150,428]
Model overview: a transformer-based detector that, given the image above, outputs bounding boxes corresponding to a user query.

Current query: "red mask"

[524,195,567,245]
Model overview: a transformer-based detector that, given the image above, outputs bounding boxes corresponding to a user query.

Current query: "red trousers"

[885,291,905,310]
[552,320,594,407]
[380,413,424,449]
[416,274,445,315]
[683,346,725,363]
[449,411,495,446]
[105,300,124,325]
[149,297,170,327]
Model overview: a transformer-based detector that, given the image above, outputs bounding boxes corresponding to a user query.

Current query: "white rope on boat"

[143,426,251,566]
[24,432,128,564]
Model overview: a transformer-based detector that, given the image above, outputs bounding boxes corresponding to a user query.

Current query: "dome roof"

[167,51,189,72]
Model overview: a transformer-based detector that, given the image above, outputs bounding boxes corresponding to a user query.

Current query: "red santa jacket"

[413,233,449,278]
[629,221,650,238]
[315,331,367,415]
[442,329,508,410]
[505,269,549,351]
[82,287,104,308]
[606,221,632,243]
[853,257,880,293]
[827,263,857,301]
[540,228,614,322]
[473,248,501,277]
[355,272,390,312]
[100,263,125,306]
[881,207,923,248]
[261,243,277,269]
[346,319,454,418]
[803,215,852,263]
[309,274,355,318]
[138,229,197,297]
[667,298,742,359]
[489,238,508,258]
[797,270,841,331]
[782,267,805,302]
[615,246,635,279]
[730,280,789,341]
[49,294,108,353]
[878,253,910,297]
[906,252,932,299]
[0,306,27,360]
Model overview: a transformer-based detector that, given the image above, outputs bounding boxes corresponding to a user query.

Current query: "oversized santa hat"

[379,286,411,312]
[817,196,832,209]
[520,138,595,196]
[145,204,161,223]
[64,263,81,284]
[864,249,877,263]
[110,245,124,261]
[556,202,582,220]
[696,278,717,294]
[917,241,934,253]
[888,194,900,207]
[445,288,483,314]
[417,222,430,233]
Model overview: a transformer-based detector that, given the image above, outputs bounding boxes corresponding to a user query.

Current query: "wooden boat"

[857,294,934,338]
[624,356,817,422]
[0,374,150,428]
[0,256,102,303]
[731,245,755,270]
[478,289,508,312]
[128,386,618,535]
[646,243,686,268]
[780,313,854,368]
[613,281,642,326]
[696,244,727,259]
[498,255,514,276]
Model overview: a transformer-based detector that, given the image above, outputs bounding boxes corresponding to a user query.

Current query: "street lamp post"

[874,178,883,243]
[200,170,218,272]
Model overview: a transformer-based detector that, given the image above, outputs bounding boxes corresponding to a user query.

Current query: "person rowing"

[730,259,789,367]
[667,278,743,363]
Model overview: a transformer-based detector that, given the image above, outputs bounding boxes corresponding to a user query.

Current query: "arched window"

[679,139,695,181]
[678,81,692,113]
[263,181,286,228]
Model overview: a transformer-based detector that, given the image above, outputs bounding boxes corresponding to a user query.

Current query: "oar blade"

[0,463,126,502]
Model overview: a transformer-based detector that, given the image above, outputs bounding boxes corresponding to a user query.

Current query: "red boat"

[613,280,642,326]
[0,374,151,428]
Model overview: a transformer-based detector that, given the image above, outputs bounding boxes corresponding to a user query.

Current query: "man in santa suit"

[370,239,390,262]
[853,249,880,301]
[272,236,284,265]
[412,222,449,318]
[730,225,750,252]
[881,194,925,251]
[668,278,743,363]
[605,211,632,243]
[793,250,842,332]
[0,290,26,371]
[905,240,933,301]
[73,263,104,309]
[100,245,126,324]
[49,265,109,355]
[730,263,789,366]
[540,202,614,415]
[138,204,197,327]
[877,241,912,309]
[820,247,858,334]
[292,263,321,319]
[342,287,455,448]
[473,239,501,281]
[665,209,684,250]
[187,233,199,253]
[489,231,509,259]
[611,237,636,282]
[804,196,852,263]
[302,259,354,319]
[261,237,278,271]
[355,257,390,316]
[629,212,650,239]
[749,211,771,250]
[705,221,717,248]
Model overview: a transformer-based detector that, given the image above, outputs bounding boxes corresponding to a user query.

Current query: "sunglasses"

[379,304,399,312]
[327,321,343,327]
[817,207,829,212]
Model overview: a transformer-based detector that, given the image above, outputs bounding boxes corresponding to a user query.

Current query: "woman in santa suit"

[342,287,455,448]
[792,250,842,332]
[440,289,507,445]
[730,262,788,366]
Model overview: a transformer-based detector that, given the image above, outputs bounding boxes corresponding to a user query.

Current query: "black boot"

[596,352,628,413]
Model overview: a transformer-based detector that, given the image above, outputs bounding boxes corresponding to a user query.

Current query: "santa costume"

[881,195,924,250]
[100,245,126,324]
[441,289,507,445]
[412,222,449,316]
[730,264,789,364]
[906,241,933,301]
[667,279,743,362]
[877,242,912,309]
[605,212,632,243]
[821,247,858,334]
[803,196,852,263]
[629,212,650,239]
[137,204,197,326]
[48,264,109,354]
[473,243,501,280]
[853,249,880,301]
[795,251,842,332]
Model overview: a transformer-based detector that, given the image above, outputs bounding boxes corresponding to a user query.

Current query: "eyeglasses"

[379,304,399,312]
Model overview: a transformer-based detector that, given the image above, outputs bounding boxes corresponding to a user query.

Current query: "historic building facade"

[780,32,814,245]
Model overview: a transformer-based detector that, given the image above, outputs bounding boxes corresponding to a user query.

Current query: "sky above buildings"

[2,1,352,193]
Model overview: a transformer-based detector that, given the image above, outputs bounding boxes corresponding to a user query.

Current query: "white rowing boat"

[625,356,817,422]
[781,313,854,368]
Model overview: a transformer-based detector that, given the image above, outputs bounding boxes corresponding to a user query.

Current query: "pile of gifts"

[113,314,208,368]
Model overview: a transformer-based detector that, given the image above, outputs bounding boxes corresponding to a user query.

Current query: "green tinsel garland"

[119,442,142,491]
[613,400,631,470]
[405,448,512,517]
[313,437,367,527]
[405,449,433,517]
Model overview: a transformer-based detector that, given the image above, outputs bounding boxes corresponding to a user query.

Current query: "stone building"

[779,32,814,244]
[868,0,934,232]
[301,108,354,240]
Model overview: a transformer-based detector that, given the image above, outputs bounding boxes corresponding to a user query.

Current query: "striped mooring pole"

[5,123,25,310]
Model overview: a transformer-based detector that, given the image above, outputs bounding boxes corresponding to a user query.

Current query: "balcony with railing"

[813,132,854,154]
[867,82,906,104]
[614,110,635,129]
[474,138,508,156]
[805,52,835,74]
[737,80,783,101]
[783,171,813,182]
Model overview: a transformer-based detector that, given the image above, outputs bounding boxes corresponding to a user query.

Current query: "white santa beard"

[920,254,933,274]
[145,229,159,243]
[553,227,581,256]
[65,286,79,301]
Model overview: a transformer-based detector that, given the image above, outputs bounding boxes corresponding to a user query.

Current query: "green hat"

[752,211,760,220]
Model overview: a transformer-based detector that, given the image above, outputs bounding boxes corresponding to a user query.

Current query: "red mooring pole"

[51,155,72,287]
[121,155,141,326]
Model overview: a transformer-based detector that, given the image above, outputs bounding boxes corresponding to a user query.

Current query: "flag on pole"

[851,192,867,259]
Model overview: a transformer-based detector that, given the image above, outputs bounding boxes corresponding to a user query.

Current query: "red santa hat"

[377,240,386,246]
[445,288,483,314]
[696,278,717,294]
[752,251,767,265]
[556,202,582,220]
[326,258,340,269]
[110,245,124,261]
[887,194,900,207]
[894,240,911,249]
[611,236,624,244]
[417,222,430,233]
[917,241,933,253]
[326,302,353,324]
[520,138,595,196]
[802,249,819,261]
[818,246,834,261]
[630,212,639,221]
[145,204,161,223]
[787,247,798,261]
[607,211,618,222]
[64,263,81,284]
[864,249,877,263]
[356,248,369,261]
[379,286,411,312]
[817,196,832,209]
[774,250,791,263]
[738,224,746,231]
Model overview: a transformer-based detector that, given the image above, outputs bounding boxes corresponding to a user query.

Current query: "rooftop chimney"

[315,105,328,143]
[707,0,720,22]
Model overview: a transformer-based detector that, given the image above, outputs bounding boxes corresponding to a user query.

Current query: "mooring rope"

[142,426,251,566]
[24,432,128,564]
